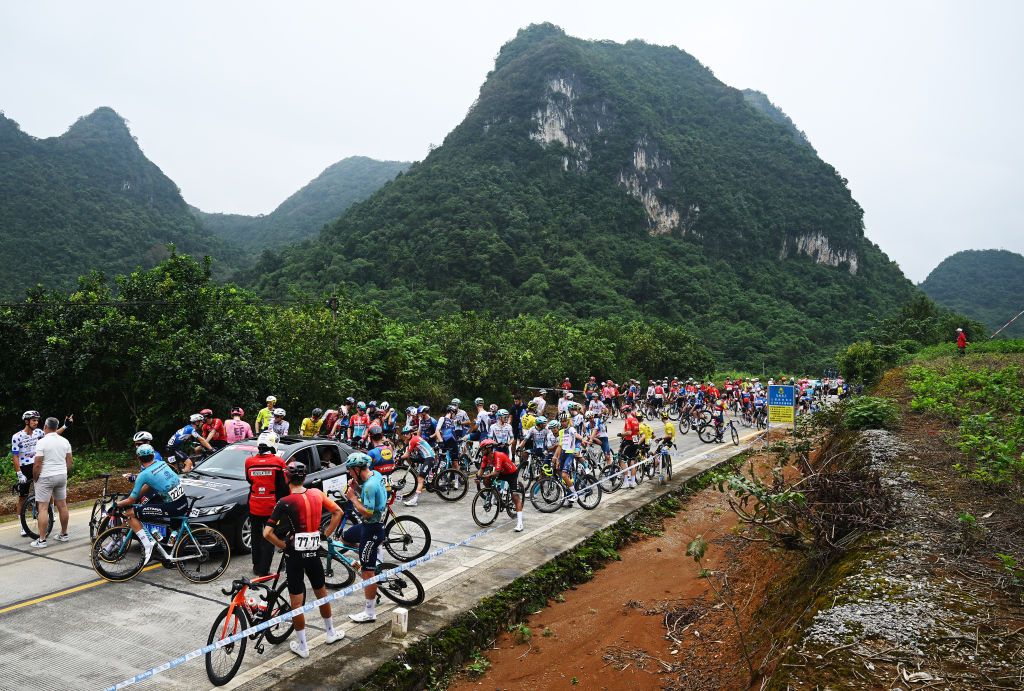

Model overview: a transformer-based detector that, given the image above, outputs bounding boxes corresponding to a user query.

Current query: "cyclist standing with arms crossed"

[263,461,345,658]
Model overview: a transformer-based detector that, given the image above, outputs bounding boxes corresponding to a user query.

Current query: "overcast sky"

[2,1,1021,281]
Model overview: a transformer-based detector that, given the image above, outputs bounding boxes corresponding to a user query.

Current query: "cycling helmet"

[190,413,204,424]
[526,401,538,411]
[535,415,548,425]
[584,411,594,419]
[135,444,155,459]
[273,407,286,417]
[418,405,430,414]
[478,439,496,453]
[311,407,323,417]
[566,393,574,400]
[380,402,390,411]
[346,396,356,404]
[451,398,461,406]
[546,420,560,430]
[132,431,153,443]
[368,400,378,408]
[489,404,498,413]
[22,410,40,420]
[357,401,367,410]
[660,411,669,420]
[345,452,371,469]
[231,407,244,417]
[401,425,414,434]
[497,408,509,417]
[257,431,279,451]
[474,397,484,405]
[558,412,570,422]
[266,395,277,403]
[285,461,307,481]
[200,408,213,416]
[447,404,458,413]
[368,425,383,436]
[539,389,547,395]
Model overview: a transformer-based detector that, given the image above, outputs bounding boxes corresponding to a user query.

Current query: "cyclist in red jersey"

[619,405,641,489]
[264,461,345,658]
[244,432,288,576]
[477,439,523,531]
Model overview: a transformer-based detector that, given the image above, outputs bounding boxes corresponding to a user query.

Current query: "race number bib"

[293,531,321,552]
[167,485,185,501]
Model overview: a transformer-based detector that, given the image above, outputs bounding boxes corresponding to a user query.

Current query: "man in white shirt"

[531,390,547,416]
[31,417,73,547]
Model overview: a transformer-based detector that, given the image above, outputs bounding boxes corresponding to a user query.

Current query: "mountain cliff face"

[0,107,231,295]
[254,24,913,368]
[920,249,1024,337]
[194,156,410,252]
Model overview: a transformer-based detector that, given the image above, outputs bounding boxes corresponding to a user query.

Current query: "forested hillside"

[194,156,410,251]
[253,24,917,372]
[920,249,1024,337]
[0,107,233,295]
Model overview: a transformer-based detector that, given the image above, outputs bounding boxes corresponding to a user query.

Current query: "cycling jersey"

[381,409,398,432]
[474,411,491,438]
[639,422,654,444]
[480,450,517,475]
[131,459,184,503]
[359,471,388,524]
[245,452,287,517]
[754,396,767,408]
[167,424,201,450]
[418,415,437,440]
[622,415,640,442]
[591,417,609,439]
[521,413,537,432]
[407,435,435,460]
[270,419,289,437]
[12,428,44,467]
[367,443,396,474]
[299,417,323,437]
[350,413,369,440]
[654,385,665,398]
[438,416,458,441]
[663,421,675,441]
[254,407,273,434]
[559,426,577,454]
[490,422,514,446]
[202,418,227,443]
[224,419,253,443]
[268,488,340,553]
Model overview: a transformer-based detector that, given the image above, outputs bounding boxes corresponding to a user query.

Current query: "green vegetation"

[194,156,410,252]
[907,353,1024,489]
[0,254,712,448]
[920,249,1024,338]
[843,396,899,430]
[253,24,917,372]
[0,108,237,297]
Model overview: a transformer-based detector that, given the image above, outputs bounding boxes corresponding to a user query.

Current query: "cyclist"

[330,397,355,441]
[530,390,547,416]
[269,408,290,437]
[554,413,578,507]
[400,425,436,507]
[489,409,514,455]
[254,395,277,434]
[366,426,397,475]
[619,405,641,489]
[341,452,389,623]
[131,431,164,462]
[12,410,44,534]
[433,405,460,465]
[200,409,228,450]
[417,405,437,441]
[652,380,665,413]
[379,402,398,438]
[583,376,599,400]
[263,460,345,657]
[476,439,523,532]
[656,411,675,482]
[346,402,368,448]
[224,408,253,443]
[450,398,471,436]
[300,408,324,437]
[114,444,188,564]
[245,432,288,576]
[166,414,213,472]
[585,410,612,466]
[470,398,490,442]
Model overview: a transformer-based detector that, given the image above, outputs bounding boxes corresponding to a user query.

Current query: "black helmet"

[311,407,323,417]
[285,461,307,482]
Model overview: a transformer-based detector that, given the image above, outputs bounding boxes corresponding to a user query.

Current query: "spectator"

[956,328,968,357]
[224,407,253,443]
[31,417,72,547]
[531,390,548,416]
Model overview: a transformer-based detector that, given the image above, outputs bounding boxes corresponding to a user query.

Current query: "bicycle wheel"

[668,405,681,421]
[376,562,424,607]
[174,526,231,583]
[471,488,500,527]
[574,474,602,510]
[730,425,739,446]
[388,466,417,500]
[384,515,431,561]
[89,500,103,540]
[505,485,525,519]
[91,526,147,582]
[664,454,673,481]
[634,461,646,486]
[697,422,717,443]
[20,495,54,540]
[678,417,690,435]
[262,582,296,644]
[321,549,356,589]
[530,477,564,513]
[434,468,468,502]
[205,605,249,686]
[599,463,623,493]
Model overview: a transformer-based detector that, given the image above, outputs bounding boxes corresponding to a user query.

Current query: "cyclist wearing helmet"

[449,399,470,437]
[619,405,641,489]
[350,402,370,448]
[270,408,289,437]
[224,408,253,444]
[300,408,324,437]
[433,405,460,465]
[489,409,514,455]
[115,444,188,565]
[400,425,436,507]
[417,405,437,440]
[585,410,613,466]
[555,413,578,506]
[255,395,277,434]
[477,439,524,532]
[329,398,355,441]
[341,452,388,623]
[165,414,213,473]
[130,431,165,465]
[264,461,345,657]
[366,426,396,474]
[245,432,288,575]
[378,402,397,437]
[200,408,228,449]
[470,399,490,442]
[12,411,45,530]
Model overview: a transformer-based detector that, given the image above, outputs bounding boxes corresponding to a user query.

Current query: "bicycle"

[88,473,130,540]
[472,477,524,527]
[530,455,602,513]
[204,552,295,685]
[655,440,674,484]
[320,490,431,563]
[19,488,54,541]
[318,529,425,607]
[697,418,740,446]
[90,497,231,583]
[754,407,768,430]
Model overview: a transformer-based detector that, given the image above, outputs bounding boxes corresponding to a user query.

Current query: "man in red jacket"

[956,328,968,357]
[245,432,288,575]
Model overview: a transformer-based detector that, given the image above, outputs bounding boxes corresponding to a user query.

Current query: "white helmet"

[257,431,279,451]
[132,431,153,443]
[266,395,277,403]
[273,407,286,417]
[189,413,204,424]
[380,401,390,411]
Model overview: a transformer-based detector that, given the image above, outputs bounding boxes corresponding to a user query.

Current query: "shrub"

[844,396,899,430]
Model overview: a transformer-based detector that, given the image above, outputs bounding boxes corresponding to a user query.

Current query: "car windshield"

[193,445,258,480]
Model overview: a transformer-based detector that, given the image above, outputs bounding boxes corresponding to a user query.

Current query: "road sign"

[768,385,795,424]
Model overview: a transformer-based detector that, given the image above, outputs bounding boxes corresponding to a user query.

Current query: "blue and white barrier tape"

[104,521,502,691]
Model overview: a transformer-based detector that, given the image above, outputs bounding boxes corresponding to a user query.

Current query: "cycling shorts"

[285,552,326,595]
[498,470,519,489]
[560,453,575,474]
[136,496,189,523]
[599,437,611,454]
[620,441,640,463]
[344,523,384,572]
[415,457,436,477]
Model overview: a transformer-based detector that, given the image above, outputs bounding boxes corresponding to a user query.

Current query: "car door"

[311,442,348,504]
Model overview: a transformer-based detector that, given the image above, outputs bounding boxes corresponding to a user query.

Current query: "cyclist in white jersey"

[489,409,514,454]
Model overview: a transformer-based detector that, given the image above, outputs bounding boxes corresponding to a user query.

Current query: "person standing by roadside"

[30,417,72,547]
[255,395,277,434]
[956,328,968,357]
[245,432,288,576]
[12,411,43,537]
[224,407,253,443]
[201,409,228,449]
[531,390,548,417]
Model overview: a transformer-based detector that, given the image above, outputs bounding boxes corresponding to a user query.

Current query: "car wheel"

[233,516,253,554]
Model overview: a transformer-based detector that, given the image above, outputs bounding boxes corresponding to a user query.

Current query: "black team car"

[179,436,354,552]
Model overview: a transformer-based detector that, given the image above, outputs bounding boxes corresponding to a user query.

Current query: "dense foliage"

[0,255,713,448]
[920,249,1024,338]
[251,23,916,373]
[908,353,1024,491]
[0,108,236,297]
[194,156,410,252]
[843,396,899,430]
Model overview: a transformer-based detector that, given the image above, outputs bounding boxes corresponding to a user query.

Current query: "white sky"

[2,1,1021,281]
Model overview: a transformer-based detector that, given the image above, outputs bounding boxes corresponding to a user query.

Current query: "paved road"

[0,416,765,691]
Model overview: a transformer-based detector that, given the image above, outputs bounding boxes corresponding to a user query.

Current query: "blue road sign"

[768,385,795,407]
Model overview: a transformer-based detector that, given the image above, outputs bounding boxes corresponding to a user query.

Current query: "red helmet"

[478,439,496,453]
[200,408,213,416]
[231,407,244,416]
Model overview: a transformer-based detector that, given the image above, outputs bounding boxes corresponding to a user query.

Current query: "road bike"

[318,531,425,607]
[204,552,295,685]
[529,455,602,513]
[391,455,468,502]
[471,477,524,527]
[697,417,740,446]
[88,473,131,540]
[320,491,431,563]
[90,497,231,583]
[655,440,674,484]
[19,487,54,540]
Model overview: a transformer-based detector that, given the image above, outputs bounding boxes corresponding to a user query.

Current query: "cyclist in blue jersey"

[114,444,188,563]
[417,406,437,440]
[379,402,397,438]
[165,414,213,473]
[342,453,389,623]
[585,411,613,465]
[432,405,460,465]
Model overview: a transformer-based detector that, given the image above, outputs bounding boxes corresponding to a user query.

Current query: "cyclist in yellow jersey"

[522,410,537,432]
[639,420,654,445]
[660,411,675,444]
[300,408,324,437]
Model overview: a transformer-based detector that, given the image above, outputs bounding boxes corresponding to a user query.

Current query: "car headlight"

[195,503,236,516]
